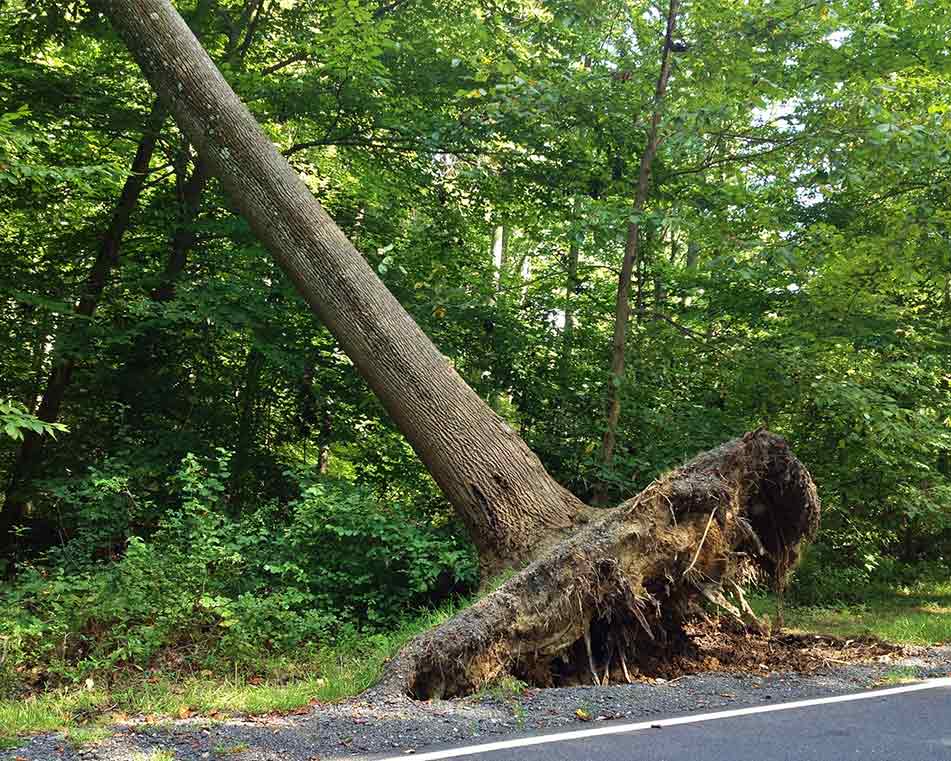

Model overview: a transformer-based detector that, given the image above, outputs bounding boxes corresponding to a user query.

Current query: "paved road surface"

[375,679,951,761]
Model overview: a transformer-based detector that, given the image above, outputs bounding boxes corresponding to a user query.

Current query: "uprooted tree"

[100,0,820,699]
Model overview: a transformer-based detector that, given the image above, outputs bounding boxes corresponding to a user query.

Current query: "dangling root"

[632,602,655,641]
[372,430,819,700]
[619,646,633,684]
[583,624,598,686]
[682,507,719,579]
[697,582,743,620]
[729,579,761,623]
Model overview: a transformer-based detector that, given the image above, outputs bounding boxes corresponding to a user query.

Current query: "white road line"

[374,677,951,761]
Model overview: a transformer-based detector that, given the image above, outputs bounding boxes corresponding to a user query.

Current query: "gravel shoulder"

[6,647,951,761]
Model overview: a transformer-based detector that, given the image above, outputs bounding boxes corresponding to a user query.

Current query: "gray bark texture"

[99,0,586,576]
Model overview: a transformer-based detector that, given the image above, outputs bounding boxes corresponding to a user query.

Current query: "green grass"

[0,597,468,749]
[214,741,250,755]
[878,666,921,685]
[3,579,949,750]
[477,675,528,702]
[750,578,951,645]
[64,724,115,748]
[131,751,177,761]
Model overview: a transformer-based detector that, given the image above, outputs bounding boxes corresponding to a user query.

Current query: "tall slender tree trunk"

[686,240,699,270]
[483,223,507,410]
[490,224,507,294]
[560,200,582,387]
[316,402,332,474]
[115,154,208,421]
[634,224,654,323]
[655,229,671,312]
[22,307,51,414]
[152,158,208,301]
[1,100,166,547]
[560,236,580,386]
[598,0,680,495]
[517,247,532,305]
[100,0,587,575]
[149,0,265,304]
[231,346,265,505]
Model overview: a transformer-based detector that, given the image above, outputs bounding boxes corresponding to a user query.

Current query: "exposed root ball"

[372,429,820,699]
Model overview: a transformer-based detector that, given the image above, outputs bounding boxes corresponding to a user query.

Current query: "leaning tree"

[96,0,819,699]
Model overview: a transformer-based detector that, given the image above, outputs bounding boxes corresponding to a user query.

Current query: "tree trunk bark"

[316,402,332,474]
[686,240,699,270]
[484,224,507,410]
[1,100,166,547]
[655,229,669,312]
[152,157,208,301]
[635,227,647,322]
[490,224,507,294]
[599,0,679,488]
[22,307,50,415]
[231,346,265,504]
[99,0,587,576]
[560,203,581,388]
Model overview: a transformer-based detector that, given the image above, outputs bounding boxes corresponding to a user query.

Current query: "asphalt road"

[376,680,951,761]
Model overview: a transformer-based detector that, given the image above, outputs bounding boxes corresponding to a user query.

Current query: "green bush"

[0,451,476,693]
[789,541,950,607]
[787,543,879,606]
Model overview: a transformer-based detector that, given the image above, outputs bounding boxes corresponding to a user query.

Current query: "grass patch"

[477,674,528,702]
[214,741,250,755]
[877,666,921,685]
[64,724,114,748]
[750,577,951,645]
[0,687,111,748]
[0,596,468,750]
[131,751,177,761]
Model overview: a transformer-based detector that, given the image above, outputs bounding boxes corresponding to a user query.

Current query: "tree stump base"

[374,430,820,699]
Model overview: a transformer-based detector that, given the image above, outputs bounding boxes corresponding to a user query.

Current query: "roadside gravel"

[5,647,950,761]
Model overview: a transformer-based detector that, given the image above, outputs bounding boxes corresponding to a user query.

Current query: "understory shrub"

[789,541,950,606]
[0,452,476,693]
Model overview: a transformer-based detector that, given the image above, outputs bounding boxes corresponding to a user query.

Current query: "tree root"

[371,430,819,699]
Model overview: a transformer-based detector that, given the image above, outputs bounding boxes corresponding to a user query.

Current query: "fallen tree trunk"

[375,430,819,699]
[98,1,821,697]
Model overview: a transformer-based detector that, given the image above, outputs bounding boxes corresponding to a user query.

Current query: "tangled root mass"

[374,430,821,700]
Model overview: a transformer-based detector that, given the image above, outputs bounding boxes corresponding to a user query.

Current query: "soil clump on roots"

[374,429,823,700]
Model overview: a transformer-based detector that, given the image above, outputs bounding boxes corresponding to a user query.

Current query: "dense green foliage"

[1,0,948,691]
[0,455,473,695]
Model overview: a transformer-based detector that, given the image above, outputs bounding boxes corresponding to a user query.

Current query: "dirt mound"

[642,618,903,681]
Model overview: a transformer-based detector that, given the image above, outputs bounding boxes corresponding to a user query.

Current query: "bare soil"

[646,617,903,680]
